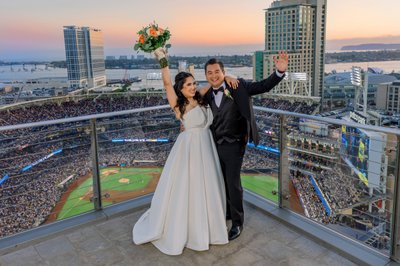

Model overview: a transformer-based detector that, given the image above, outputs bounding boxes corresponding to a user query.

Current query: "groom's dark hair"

[204,58,225,73]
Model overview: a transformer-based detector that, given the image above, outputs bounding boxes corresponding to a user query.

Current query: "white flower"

[224,89,233,99]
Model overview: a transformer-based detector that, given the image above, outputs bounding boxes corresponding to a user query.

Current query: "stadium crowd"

[0,96,168,126]
[242,147,278,170]
[290,170,334,224]
[315,169,362,210]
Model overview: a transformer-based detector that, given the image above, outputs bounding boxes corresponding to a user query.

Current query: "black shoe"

[228,225,243,241]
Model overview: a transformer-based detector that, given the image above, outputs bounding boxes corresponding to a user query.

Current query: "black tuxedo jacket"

[205,72,284,146]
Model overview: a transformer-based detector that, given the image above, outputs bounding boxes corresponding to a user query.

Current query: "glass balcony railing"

[0,116,94,233]
[253,105,400,260]
[0,99,399,262]
[94,107,179,208]
[241,112,280,203]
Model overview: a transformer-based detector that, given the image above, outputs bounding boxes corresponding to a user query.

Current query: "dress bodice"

[181,105,213,131]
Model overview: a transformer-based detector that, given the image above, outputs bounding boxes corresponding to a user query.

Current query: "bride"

[132,48,237,255]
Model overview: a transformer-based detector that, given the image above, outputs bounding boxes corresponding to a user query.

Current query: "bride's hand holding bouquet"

[134,22,171,68]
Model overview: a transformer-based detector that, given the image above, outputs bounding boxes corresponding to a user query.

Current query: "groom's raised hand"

[273,51,289,73]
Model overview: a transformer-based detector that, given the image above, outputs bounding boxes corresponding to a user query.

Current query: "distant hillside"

[325,50,400,64]
[341,43,400,51]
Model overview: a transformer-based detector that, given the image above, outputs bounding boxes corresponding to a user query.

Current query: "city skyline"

[1,0,400,61]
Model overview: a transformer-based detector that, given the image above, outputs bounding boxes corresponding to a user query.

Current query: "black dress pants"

[216,141,246,227]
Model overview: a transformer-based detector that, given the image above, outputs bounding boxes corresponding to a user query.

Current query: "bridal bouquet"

[134,22,171,67]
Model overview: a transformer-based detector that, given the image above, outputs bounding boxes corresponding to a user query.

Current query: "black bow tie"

[213,86,224,95]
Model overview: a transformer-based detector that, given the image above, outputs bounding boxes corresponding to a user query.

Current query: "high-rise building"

[377,81,400,112]
[63,26,106,89]
[178,60,188,72]
[254,0,327,97]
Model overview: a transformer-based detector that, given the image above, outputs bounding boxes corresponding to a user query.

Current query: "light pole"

[350,66,368,116]
[283,72,310,96]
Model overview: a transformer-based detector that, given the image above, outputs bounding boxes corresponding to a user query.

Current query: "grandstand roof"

[368,67,384,74]
[368,74,398,85]
[324,72,352,85]
[325,72,397,86]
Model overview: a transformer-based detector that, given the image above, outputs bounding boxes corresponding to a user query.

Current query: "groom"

[205,51,288,240]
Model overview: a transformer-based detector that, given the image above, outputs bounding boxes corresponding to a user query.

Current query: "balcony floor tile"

[0,246,45,266]
[0,204,357,266]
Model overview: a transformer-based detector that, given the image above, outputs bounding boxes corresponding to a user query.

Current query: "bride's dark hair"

[174,72,205,119]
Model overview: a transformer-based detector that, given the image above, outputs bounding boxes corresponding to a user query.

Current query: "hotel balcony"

[0,97,399,265]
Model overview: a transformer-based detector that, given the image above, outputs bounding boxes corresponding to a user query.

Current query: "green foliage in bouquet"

[134,22,171,53]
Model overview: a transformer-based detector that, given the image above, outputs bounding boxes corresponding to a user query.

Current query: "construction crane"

[122,69,133,85]
[14,85,24,104]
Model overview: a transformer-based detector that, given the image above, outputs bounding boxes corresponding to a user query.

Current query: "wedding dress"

[132,105,228,255]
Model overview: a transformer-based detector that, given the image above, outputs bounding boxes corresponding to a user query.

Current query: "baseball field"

[50,167,278,221]
[241,174,279,203]
[53,167,162,221]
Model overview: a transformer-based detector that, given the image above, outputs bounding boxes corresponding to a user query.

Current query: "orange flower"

[149,27,158,37]
[138,34,145,44]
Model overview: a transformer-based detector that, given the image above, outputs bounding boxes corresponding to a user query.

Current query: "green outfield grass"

[57,167,162,220]
[241,174,278,203]
[57,167,277,220]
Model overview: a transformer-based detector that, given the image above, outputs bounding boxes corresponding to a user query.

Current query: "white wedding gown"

[132,105,228,255]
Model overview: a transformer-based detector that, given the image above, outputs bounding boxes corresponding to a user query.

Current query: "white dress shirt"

[212,82,226,108]
[275,70,285,78]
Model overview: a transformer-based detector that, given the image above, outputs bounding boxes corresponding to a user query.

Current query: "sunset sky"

[1,0,399,60]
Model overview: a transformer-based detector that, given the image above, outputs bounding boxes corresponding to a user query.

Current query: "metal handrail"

[2,104,400,136]
[254,106,400,136]
[0,105,171,132]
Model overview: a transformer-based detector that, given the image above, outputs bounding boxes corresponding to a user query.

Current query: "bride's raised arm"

[154,49,178,112]
[160,66,177,109]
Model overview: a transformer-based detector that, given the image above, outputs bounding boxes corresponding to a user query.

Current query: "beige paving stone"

[0,246,45,266]
[0,204,359,266]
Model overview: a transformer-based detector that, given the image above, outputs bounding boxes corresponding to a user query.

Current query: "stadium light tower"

[350,66,362,86]
[351,66,368,115]
[282,72,311,96]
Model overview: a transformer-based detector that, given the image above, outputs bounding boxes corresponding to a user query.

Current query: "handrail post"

[90,118,102,211]
[390,136,400,261]
[278,114,290,208]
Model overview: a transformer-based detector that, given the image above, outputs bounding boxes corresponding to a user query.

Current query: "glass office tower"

[63,26,106,89]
